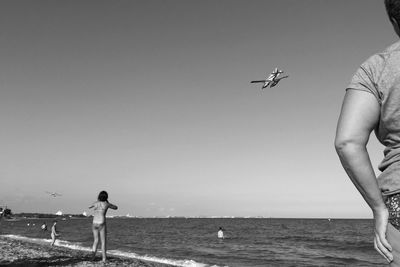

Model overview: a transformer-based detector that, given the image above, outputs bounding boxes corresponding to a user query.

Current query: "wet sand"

[0,236,174,267]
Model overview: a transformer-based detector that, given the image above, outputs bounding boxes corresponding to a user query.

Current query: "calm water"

[0,218,387,266]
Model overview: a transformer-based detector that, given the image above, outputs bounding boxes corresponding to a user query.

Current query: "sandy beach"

[0,236,174,267]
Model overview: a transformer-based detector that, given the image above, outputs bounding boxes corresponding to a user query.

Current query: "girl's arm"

[52,226,59,235]
[107,202,118,210]
[335,89,392,262]
[88,202,95,209]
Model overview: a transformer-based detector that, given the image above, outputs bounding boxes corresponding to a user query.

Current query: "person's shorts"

[386,193,400,230]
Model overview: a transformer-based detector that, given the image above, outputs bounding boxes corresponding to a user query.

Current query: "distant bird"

[251,67,288,89]
[46,191,62,197]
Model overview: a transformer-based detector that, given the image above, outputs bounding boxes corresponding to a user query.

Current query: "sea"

[0,218,388,267]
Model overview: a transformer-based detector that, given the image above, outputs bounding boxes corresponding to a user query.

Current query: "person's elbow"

[334,135,366,158]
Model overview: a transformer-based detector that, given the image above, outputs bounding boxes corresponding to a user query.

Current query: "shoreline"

[0,235,175,267]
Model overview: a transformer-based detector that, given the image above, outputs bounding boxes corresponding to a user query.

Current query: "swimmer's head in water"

[98,191,108,202]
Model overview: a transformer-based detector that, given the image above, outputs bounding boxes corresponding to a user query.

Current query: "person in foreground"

[335,1,400,265]
[89,190,118,262]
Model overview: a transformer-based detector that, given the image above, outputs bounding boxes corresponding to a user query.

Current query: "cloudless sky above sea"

[0,0,396,218]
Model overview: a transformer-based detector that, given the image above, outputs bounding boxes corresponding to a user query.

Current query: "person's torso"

[359,41,400,195]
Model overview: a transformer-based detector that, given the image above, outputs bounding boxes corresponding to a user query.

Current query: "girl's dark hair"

[98,191,108,202]
[385,0,400,25]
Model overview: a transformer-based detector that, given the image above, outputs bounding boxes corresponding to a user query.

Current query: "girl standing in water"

[50,220,59,246]
[89,191,118,262]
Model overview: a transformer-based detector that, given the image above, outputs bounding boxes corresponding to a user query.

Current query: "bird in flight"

[251,68,289,89]
[46,191,62,197]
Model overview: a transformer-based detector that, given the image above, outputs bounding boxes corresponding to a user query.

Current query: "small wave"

[1,234,222,267]
[107,249,221,267]
[316,255,379,265]
[276,235,372,249]
[1,234,53,245]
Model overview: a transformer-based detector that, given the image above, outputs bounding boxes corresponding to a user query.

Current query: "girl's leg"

[99,224,107,262]
[51,234,55,246]
[92,226,99,258]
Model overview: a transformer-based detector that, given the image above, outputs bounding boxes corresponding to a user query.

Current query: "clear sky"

[0,0,397,218]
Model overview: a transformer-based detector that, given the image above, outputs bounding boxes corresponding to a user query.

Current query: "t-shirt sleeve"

[346,54,384,104]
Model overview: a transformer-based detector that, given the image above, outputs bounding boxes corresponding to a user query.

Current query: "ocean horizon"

[5,211,374,219]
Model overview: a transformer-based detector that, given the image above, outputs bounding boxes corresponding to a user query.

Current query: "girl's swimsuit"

[92,222,105,230]
[386,193,400,230]
[92,202,107,225]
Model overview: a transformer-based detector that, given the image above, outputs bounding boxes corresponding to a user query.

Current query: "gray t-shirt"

[347,41,400,196]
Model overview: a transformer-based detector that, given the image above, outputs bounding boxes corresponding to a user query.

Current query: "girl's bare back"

[91,201,117,224]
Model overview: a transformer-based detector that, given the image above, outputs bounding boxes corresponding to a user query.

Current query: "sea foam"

[1,234,221,267]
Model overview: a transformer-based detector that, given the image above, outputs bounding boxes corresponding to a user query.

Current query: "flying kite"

[251,68,289,89]
[46,191,62,197]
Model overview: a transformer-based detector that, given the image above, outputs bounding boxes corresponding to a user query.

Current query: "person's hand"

[373,207,393,263]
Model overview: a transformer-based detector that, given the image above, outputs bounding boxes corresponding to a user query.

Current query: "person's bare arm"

[336,90,382,209]
[335,89,392,262]
[107,202,118,210]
